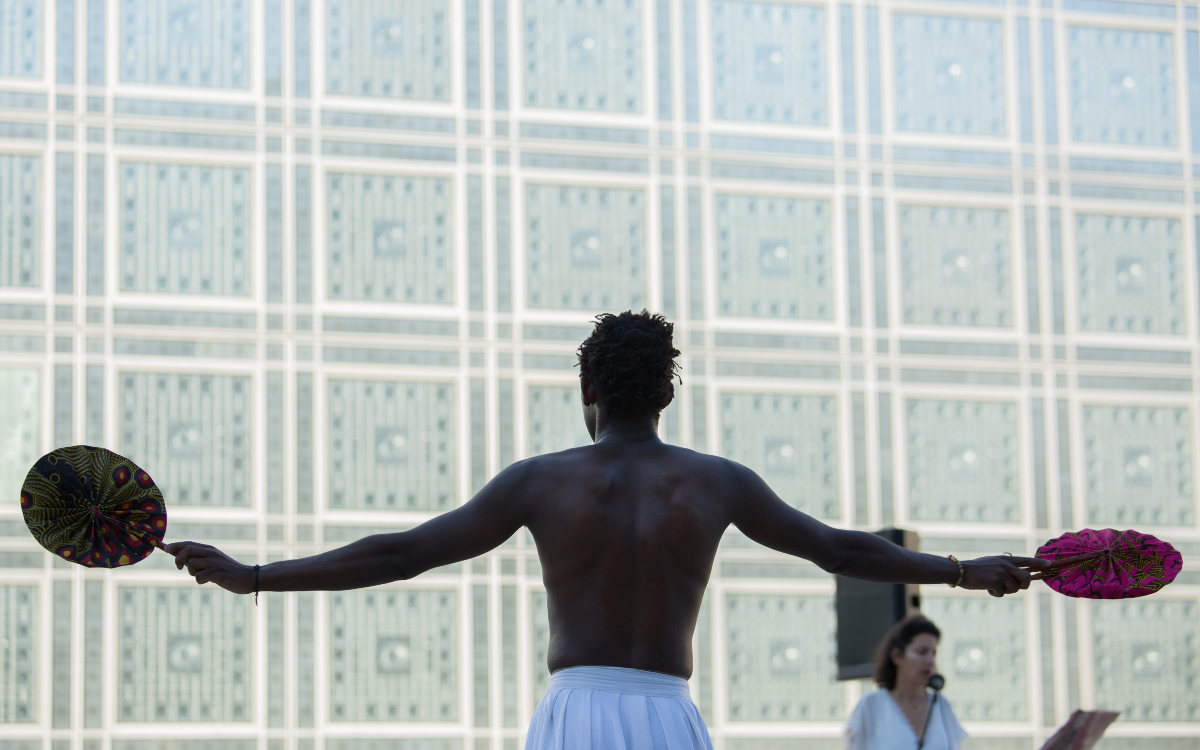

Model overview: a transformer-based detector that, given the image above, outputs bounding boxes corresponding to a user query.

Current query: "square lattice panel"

[0,154,39,288]
[726,594,843,722]
[720,393,839,519]
[716,194,833,319]
[893,14,1006,136]
[1067,26,1177,148]
[328,379,456,511]
[1,0,1198,745]
[1082,404,1194,526]
[1075,213,1185,336]
[899,205,1013,328]
[711,0,828,125]
[325,0,449,100]
[522,0,643,112]
[921,596,1027,721]
[118,587,251,721]
[327,172,453,303]
[525,184,646,311]
[1092,599,1200,722]
[119,162,251,296]
[905,399,1020,523]
[0,368,39,499]
[119,0,250,88]
[0,586,35,723]
[0,0,40,78]
[329,589,458,722]
[119,372,251,506]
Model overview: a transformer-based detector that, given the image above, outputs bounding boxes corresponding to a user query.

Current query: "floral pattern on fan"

[1035,528,1182,599]
[21,445,167,568]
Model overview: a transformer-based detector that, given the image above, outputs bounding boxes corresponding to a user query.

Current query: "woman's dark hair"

[577,310,681,418]
[872,615,941,690]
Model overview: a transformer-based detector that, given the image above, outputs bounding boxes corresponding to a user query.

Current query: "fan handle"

[1030,550,1105,580]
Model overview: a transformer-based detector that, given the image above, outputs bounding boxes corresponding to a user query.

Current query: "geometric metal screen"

[0,0,1198,748]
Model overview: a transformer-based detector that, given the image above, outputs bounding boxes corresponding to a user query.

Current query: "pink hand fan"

[1034,528,1182,599]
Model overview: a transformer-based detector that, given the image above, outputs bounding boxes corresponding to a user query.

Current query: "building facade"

[0,0,1199,748]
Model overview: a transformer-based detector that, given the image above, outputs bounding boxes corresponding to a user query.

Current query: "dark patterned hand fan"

[20,445,167,567]
[1034,528,1182,599]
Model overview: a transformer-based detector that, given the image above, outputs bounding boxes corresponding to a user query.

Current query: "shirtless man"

[167,310,1049,749]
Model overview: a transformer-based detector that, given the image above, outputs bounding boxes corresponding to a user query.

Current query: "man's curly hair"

[577,310,681,418]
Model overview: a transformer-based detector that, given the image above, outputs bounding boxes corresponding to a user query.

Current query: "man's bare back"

[524,437,729,678]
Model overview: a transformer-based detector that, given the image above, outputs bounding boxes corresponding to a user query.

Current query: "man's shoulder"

[656,446,760,495]
[686,451,762,485]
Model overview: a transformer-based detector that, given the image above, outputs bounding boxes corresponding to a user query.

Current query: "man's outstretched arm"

[726,461,1049,596]
[166,460,536,594]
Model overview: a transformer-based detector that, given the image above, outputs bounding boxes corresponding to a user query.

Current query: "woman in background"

[844,615,967,750]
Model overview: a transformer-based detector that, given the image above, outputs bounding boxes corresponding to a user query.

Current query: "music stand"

[1038,710,1119,750]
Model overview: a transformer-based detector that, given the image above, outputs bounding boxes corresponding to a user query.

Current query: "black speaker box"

[835,528,921,681]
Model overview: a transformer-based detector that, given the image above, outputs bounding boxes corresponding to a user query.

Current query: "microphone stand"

[916,674,945,750]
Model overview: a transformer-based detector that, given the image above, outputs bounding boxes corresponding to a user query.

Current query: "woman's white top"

[844,689,967,750]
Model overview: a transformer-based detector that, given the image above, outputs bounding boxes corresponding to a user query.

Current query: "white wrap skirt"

[524,666,714,750]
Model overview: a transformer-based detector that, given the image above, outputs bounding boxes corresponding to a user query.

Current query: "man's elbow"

[812,529,858,575]
[389,547,419,582]
[365,532,416,583]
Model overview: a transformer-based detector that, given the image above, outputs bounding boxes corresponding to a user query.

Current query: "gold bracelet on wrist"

[946,554,964,588]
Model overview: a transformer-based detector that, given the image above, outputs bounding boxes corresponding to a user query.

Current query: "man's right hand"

[960,555,1052,597]
[163,540,256,595]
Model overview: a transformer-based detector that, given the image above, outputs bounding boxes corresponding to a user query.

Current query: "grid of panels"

[1092,599,1200,721]
[325,0,450,101]
[117,587,251,722]
[523,0,644,112]
[711,0,828,125]
[715,193,833,319]
[328,589,458,721]
[905,398,1020,523]
[327,379,457,511]
[0,154,40,288]
[725,594,843,721]
[893,14,1006,136]
[1074,213,1185,335]
[899,205,1013,328]
[0,0,1199,748]
[118,0,251,89]
[1066,26,1177,148]
[0,586,35,723]
[524,184,647,311]
[118,372,252,507]
[119,162,251,296]
[327,173,453,303]
[0,0,41,78]
[1082,404,1194,525]
[0,368,39,500]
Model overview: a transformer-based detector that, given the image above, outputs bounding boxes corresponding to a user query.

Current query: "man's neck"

[593,414,660,445]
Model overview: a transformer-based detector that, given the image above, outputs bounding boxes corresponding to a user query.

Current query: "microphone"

[917,675,945,749]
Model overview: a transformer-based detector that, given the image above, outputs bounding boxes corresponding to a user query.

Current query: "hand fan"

[20,445,167,567]
[1034,528,1182,599]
